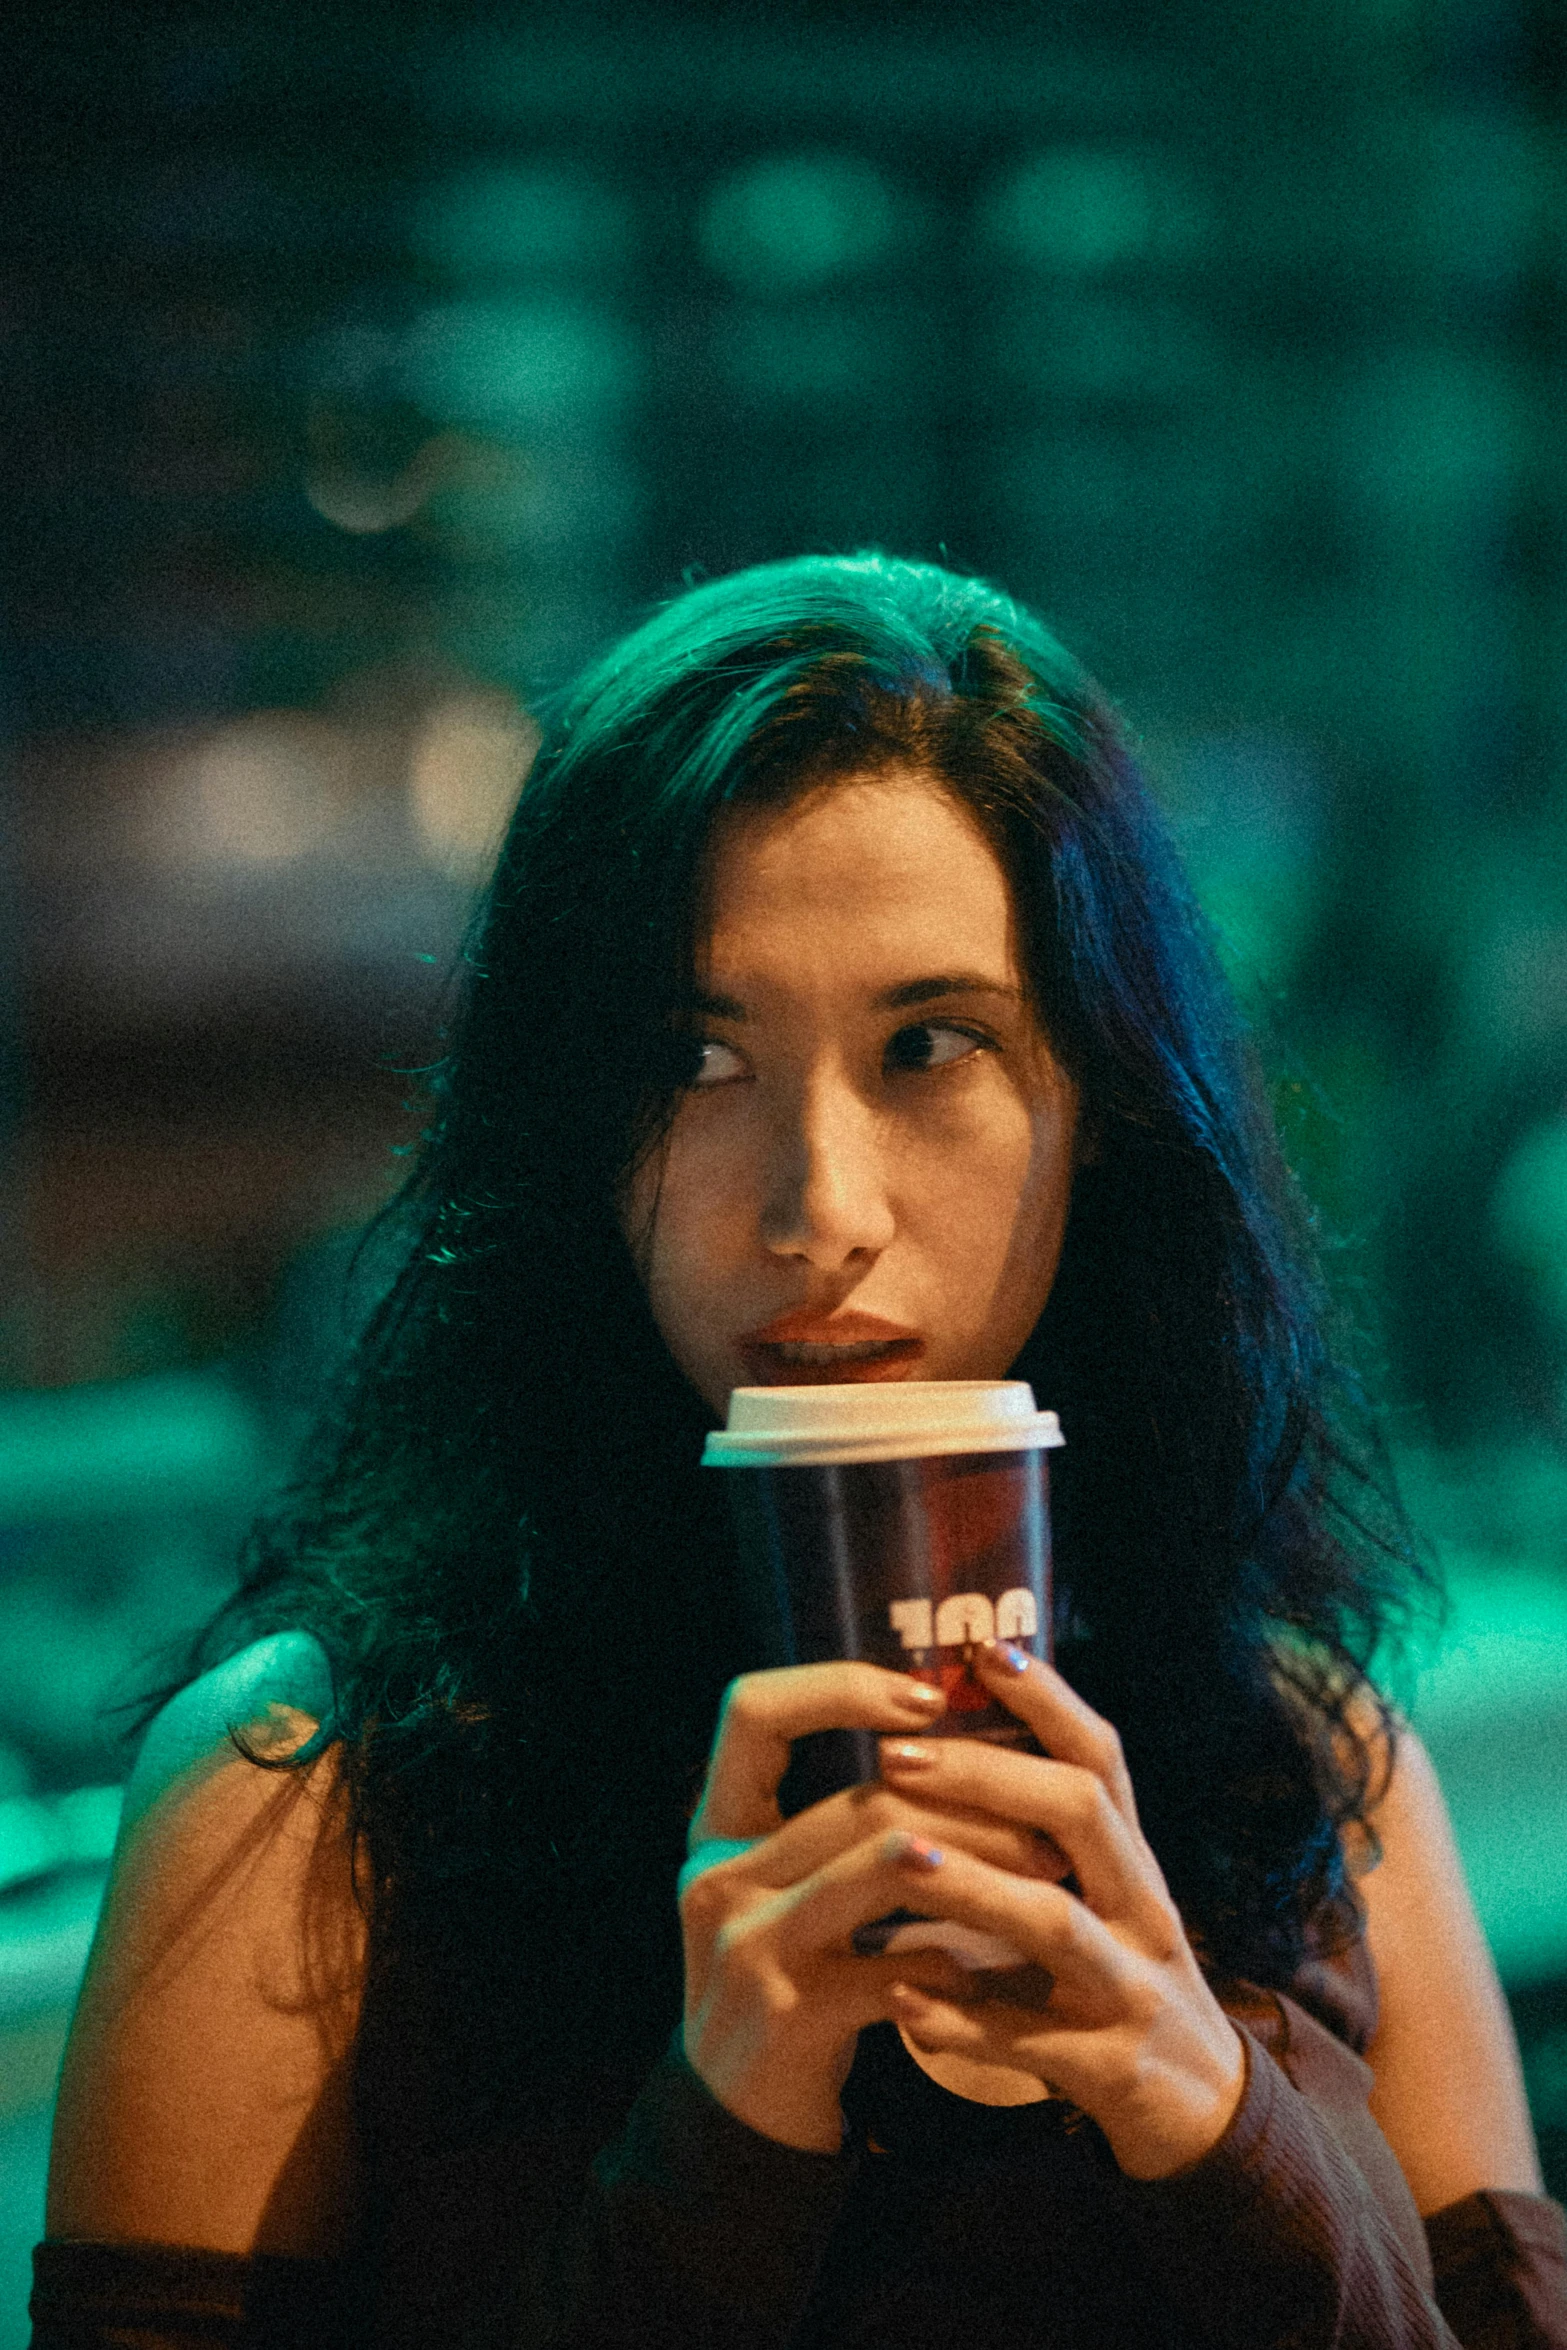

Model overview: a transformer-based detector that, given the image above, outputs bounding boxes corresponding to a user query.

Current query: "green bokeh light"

[1157,735,1325,991]
[718,303,911,408]
[403,297,637,433]
[1491,1116,1567,1323]
[412,164,629,282]
[1395,1444,1567,1991]
[980,147,1208,274]
[700,153,903,297]
[0,1376,263,1525]
[1412,1558,1567,1988]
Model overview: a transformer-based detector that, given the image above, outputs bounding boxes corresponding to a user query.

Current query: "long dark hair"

[172,554,1433,2120]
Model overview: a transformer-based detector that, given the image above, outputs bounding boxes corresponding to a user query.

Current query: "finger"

[708,1776,1063,1894]
[816,1943,977,2026]
[878,1742,1071,1879]
[879,1739,1167,1932]
[692,1664,944,1846]
[854,1835,1136,1998]
[972,1645,1140,1825]
[956,1962,1059,2012]
[677,1837,759,1907]
[888,1982,1091,2073]
[889,1981,1043,2063]
[759,1829,963,1967]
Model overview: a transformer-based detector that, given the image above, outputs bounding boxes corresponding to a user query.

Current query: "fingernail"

[983,1640,1031,1674]
[895,1834,944,1872]
[902,1681,945,1711]
[882,1740,934,1770]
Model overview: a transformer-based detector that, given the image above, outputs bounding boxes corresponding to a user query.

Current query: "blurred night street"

[1,6,1565,2337]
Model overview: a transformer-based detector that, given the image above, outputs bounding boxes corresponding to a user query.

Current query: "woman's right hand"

[677,1663,1055,2152]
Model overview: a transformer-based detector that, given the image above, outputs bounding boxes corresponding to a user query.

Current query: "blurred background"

[1,0,1565,2330]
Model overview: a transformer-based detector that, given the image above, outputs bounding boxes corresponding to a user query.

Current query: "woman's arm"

[45,1633,365,2258]
[1359,1721,1544,2212]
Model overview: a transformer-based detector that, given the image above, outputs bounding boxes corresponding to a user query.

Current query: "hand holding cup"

[679,1659,1068,2152]
[878,1641,1247,2181]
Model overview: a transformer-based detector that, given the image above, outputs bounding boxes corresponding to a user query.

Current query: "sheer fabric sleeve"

[1427,2189,1567,2350]
[1120,1990,1567,2350]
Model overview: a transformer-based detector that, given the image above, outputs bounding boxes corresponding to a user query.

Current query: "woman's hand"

[679,1662,1064,2153]
[875,1641,1246,2180]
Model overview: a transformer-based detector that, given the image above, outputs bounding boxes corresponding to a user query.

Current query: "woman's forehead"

[699,769,1017,982]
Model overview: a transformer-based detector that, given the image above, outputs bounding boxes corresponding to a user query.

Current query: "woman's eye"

[686,1037,749,1089]
[884,1022,989,1075]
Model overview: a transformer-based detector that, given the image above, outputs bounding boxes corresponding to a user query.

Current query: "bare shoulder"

[47,1633,368,2256]
[1343,1687,1473,1909]
[127,1635,335,1776]
[123,1629,338,1820]
[1343,1688,1544,2210]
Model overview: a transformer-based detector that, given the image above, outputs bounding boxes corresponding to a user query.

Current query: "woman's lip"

[740,1310,920,1345]
[737,1336,925,1386]
[736,1311,924,1386]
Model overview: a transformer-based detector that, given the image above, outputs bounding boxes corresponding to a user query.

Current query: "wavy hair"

[170,554,1434,2113]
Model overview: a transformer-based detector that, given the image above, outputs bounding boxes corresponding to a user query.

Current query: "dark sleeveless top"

[343,1922,1435,2348]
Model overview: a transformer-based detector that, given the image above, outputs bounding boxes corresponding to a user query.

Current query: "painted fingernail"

[895,1834,944,1872]
[882,1740,934,1770]
[902,1681,945,1711]
[983,1640,1031,1674]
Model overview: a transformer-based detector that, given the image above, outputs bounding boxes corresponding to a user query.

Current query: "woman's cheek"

[923,1093,1044,1225]
[654,1118,757,1290]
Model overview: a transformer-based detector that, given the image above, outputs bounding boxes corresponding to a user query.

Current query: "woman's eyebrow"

[876,975,1023,1010]
[686,975,1022,1020]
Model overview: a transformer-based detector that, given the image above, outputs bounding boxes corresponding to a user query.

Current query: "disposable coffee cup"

[704,1381,1062,1970]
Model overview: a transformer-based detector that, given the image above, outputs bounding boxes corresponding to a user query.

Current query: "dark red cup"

[704,1381,1061,1804]
[705,1382,1062,1962]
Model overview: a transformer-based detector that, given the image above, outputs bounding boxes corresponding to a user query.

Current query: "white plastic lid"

[701,1380,1063,1468]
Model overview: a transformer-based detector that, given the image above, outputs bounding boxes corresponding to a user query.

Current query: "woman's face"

[622,768,1081,1415]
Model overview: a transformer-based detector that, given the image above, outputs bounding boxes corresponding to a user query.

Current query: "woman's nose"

[758,1078,896,1267]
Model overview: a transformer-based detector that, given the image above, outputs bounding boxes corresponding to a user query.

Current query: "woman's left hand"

[878,1641,1246,2181]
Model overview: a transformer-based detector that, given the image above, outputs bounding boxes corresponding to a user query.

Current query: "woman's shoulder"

[1346,1692,1546,2208]
[124,1628,337,1823]
[47,1631,366,2254]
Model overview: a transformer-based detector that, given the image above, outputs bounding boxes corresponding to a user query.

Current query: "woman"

[34,556,1566,2346]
